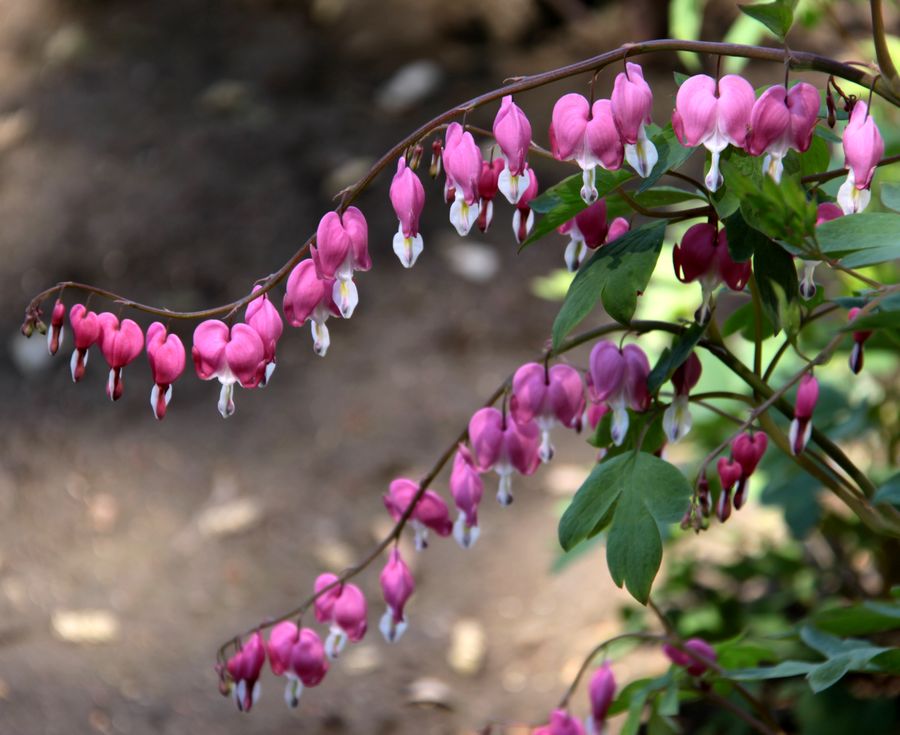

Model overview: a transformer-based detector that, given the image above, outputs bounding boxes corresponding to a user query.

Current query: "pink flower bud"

[663,637,717,676]
[748,83,819,182]
[291,627,329,688]
[267,621,298,677]
[191,320,266,418]
[283,259,341,357]
[245,285,283,387]
[672,353,702,396]
[467,407,540,505]
[551,94,623,204]
[429,138,443,178]
[379,547,415,643]
[48,299,66,356]
[511,362,585,461]
[476,158,504,232]
[311,207,370,318]
[838,101,884,214]
[145,322,185,420]
[612,62,658,177]
[226,631,266,712]
[587,662,616,734]
[97,313,144,402]
[588,341,650,446]
[607,217,630,243]
[716,457,742,522]
[69,304,101,383]
[534,709,586,735]
[443,123,482,235]
[383,478,453,550]
[449,444,484,548]
[513,166,539,244]
[672,74,754,191]
[390,157,426,268]
[789,373,818,455]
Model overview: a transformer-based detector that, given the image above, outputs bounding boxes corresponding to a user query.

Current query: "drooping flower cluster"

[714,431,768,522]
[532,662,617,735]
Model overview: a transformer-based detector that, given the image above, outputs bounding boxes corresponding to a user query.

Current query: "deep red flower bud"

[48,299,66,356]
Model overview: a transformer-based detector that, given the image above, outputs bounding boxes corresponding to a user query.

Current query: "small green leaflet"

[753,238,801,335]
[738,0,797,41]
[551,221,666,348]
[558,452,692,603]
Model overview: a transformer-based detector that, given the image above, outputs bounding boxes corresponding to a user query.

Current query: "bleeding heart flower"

[848,306,873,374]
[673,223,751,320]
[837,101,884,214]
[663,638,717,676]
[283,259,341,357]
[799,203,844,299]
[672,74,754,191]
[534,709,586,735]
[192,320,266,418]
[586,662,616,735]
[443,122,483,236]
[145,322,186,420]
[612,62,658,177]
[449,444,484,548]
[511,362,585,462]
[226,631,266,712]
[789,373,819,456]
[551,94,624,204]
[716,457,743,522]
[512,165,539,244]
[588,341,651,446]
[493,95,533,204]
[390,156,426,268]
[379,547,415,643]
[383,478,452,551]
[730,431,768,510]
[311,207,370,318]
[748,83,820,182]
[97,313,144,402]
[558,199,608,271]
[48,299,66,356]
[663,352,702,444]
[245,285,283,386]
[476,158,504,232]
[69,304,101,383]
[267,622,329,708]
[468,406,540,505]
[312,574,368,659]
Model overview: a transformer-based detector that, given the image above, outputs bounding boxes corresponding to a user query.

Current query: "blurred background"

[0,1,897,733]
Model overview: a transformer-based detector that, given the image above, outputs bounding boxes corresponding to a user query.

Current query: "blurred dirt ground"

[0,0,865,733]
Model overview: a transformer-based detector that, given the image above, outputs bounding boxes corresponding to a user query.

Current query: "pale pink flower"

[283,259,341,356]
[748,83,819,182]
[390,156,426,268]
[311,207,370,318]
[245,285,283,386]
[493,95,533,203]
[468,406,540,505]
[443,122,483,235]
[511,362,585,461]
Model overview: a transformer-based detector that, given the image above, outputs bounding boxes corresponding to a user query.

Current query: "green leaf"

[874,473,900,505]
[551,221,667,348]
[815,212,900,267]
[813,600,900,636]
[807,647,890,693]
[796,134,830,179]
[753,239,800,335]
[647,322,706,394]
[522,169,633,248]
[738,0,796,41]
[558,452,692,603]
[724,209,766,262]
[727,660,816,680]
[881,182,900,213]
[638,125,696,193]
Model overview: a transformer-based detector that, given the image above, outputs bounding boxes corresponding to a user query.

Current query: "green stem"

[749,273,764,378]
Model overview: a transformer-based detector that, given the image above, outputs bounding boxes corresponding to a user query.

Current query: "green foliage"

[558,452,692,603]
[738,0,797,41]
[637,125,696,194]
[881,182,900,213]
[551,221,667,347]
[724,209,766,263]
[814,213,900,268]
[752,239,801,336]
[647,322,706,394]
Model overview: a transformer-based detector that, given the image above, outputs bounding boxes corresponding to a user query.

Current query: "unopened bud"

[34,319,47,335]
[21,319,34,338]
[826,88,836,128]
[429,138,442,178]
[409,144,424,170]
[697,471,711,517]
